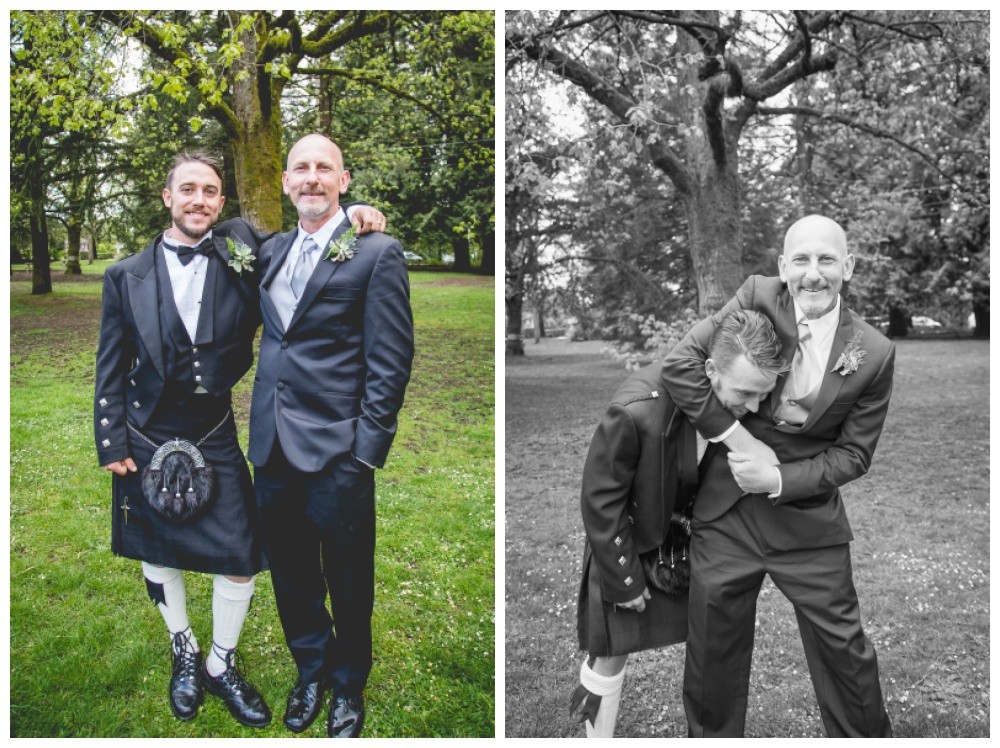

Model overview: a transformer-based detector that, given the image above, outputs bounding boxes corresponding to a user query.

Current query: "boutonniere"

[324,226,359,262]
[225,237,255,275]
[832,331,866,376]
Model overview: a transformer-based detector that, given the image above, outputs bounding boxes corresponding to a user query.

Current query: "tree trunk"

[973,300,989,338]
[65,217,82,275]
[453,235,472,272]
[29,169,52,294]
[674,15,746,315]
[506,278,525,355]
[888,304,910,338]
[478,229,495,275]
[230,19,284,231]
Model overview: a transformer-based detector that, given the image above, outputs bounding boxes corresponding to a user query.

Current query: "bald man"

[661,215,894,737]
[249,134,414,737]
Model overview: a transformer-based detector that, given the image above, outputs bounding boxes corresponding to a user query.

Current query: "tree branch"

[758,104,983,207]
[93,10,241,139]
[507,30,692,195]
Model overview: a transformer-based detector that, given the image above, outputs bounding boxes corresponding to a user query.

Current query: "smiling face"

[706,354,779,420]
[778,215,855,319]
[161,161,225,242]
[282,134,351,228]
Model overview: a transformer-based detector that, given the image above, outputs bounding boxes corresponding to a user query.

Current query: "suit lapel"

[192,251,219,345]
[261,231,296,330]
[126,237,166,380]
[799,303,853,430]
[285,219,350,331]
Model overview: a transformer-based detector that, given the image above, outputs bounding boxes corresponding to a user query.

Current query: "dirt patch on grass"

[417,274,494,287]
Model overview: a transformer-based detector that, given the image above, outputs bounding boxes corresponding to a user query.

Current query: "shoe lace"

[171,630,199,675]
[212,642,251,690]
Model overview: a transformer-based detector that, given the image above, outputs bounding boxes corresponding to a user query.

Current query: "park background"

[505,10,988,737]
[10,10,494,738]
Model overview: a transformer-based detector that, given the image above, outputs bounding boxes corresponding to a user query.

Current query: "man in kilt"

[573,310,787,738]
[94,152,385,727]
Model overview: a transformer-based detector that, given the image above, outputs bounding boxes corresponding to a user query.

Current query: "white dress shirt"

[161,230,212,343]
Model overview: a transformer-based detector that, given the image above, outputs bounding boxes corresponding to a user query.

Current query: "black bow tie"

[167,238,214,266]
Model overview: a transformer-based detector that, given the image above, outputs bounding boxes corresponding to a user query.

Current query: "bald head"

[783,215,847,256]
[282,133,351,230]
[778,214,855,320]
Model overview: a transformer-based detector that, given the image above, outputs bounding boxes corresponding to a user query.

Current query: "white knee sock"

[206,575,255,677]
[142,562,198,653]
[580,659,626,738]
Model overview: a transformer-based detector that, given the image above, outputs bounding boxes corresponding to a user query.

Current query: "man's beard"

[173,209,213,240]
[294,191,331,219]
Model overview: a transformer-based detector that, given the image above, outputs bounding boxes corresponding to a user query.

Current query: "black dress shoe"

[327,694,365,738]
[169,631,203,721]
[203,647,272,728]
[284,679,326,733]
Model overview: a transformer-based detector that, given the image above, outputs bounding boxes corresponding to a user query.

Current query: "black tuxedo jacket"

[93,218,268,466]
[581,362,702,605]
[247,218,414,473]
[661,275,895,550]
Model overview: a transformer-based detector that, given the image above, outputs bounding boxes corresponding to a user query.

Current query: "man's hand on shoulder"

[103,457,137,476]
[349,205,387,235]
[617,588,651,613]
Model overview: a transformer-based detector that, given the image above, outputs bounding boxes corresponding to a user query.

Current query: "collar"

[294,210,345,255]
[792,295,841,343]
[162,229,214,249]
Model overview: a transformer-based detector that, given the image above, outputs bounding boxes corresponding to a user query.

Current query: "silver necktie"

[290,236,319,299]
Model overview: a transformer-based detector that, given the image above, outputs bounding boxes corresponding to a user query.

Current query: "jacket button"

[624,576,634,587]
[192,347,198,354]
[277,381,286,390]
[281,340,289,349]
[132,401,141,408]
[618,556,627,566]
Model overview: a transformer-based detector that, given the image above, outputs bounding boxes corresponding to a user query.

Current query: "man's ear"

[843,252,856,282]
[339,169,351,194]
[162,187,172,208]
[777,254,788,283]
[705,358,718,379]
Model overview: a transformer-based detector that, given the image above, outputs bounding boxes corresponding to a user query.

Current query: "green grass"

[505,337,989,738]
[10,269,495,737]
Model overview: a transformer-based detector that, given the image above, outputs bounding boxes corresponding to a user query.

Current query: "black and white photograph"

[506,10,988,738]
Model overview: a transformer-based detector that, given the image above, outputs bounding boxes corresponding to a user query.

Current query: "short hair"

[708,310,789,376]
[165,151,224,190]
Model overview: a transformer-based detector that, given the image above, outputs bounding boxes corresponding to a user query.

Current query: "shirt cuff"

[767,466,782,498]
[707,420,739,443]
[345,204,359,220]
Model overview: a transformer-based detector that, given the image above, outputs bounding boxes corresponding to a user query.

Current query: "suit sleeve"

[660,276,757,439]
[93,271,130,465]
[773,344,895,502]
[580,404,648,604]
[353,238,414,467]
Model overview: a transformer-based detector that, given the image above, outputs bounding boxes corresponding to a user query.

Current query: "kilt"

[111,394,266,576]
[577,541,687,657]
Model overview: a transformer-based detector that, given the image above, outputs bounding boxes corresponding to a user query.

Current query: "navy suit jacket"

[248,219,414,472]
[93,218,268,466]
[661,275,895,550]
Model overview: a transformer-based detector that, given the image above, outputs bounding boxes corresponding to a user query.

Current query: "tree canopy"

[505,10,989,354]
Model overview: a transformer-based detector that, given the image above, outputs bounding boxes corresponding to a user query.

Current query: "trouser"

[683,495,892,738]
[254,441,376,696]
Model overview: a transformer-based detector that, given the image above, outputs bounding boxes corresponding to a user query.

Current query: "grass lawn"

[505,337,989,738]
[10,267,495,737]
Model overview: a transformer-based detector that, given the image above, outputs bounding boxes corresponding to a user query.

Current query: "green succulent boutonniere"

[226,237,255,275]
[832,331,866,376]
[325,226,359,263]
